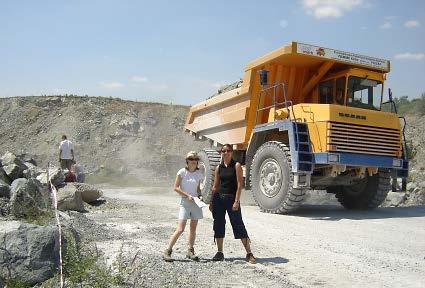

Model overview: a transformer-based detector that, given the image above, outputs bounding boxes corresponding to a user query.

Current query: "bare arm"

[174,175,193,201]
[212,166,220,195]
[71,149,75,161]
[59,149,62,161]
[233,162,243,210]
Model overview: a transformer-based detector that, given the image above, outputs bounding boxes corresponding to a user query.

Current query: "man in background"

[59,135,74,170]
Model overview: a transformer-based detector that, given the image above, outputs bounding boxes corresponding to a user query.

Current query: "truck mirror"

[258,70,269,87]
[388,88,393,101]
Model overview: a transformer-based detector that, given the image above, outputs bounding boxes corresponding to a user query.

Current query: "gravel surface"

[69,186,425,288]
[79,189,298,288]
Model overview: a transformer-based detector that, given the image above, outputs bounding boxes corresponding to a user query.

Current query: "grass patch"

[4,279,29,288]
[63,232,124,287]
[24,209,54,226]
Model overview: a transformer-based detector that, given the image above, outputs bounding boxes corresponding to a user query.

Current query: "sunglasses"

[187,158,199,161]
[221,149,233,153]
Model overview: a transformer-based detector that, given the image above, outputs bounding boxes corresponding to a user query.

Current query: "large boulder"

[1,152,27,181]
[0,180,10,198]
[36,167,65,188]
[10,178,50,219]
[73,183,103,203]
[57,184,84,212]
[0,221,59,286]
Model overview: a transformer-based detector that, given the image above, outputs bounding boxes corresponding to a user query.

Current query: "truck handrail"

[255,83,296,125]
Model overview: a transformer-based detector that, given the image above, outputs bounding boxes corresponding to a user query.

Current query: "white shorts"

[179,198,203,220]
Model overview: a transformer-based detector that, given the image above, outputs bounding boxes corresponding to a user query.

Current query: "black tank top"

[218,159,237,195]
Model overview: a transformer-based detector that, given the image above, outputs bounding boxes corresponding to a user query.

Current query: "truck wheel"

[334,169,391,209]
[250,141,306,214]
[198,149,220,204]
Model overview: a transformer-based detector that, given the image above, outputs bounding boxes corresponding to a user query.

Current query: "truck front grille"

[327,122,401,157]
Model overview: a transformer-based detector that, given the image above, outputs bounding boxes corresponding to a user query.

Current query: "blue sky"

[1,0,424,105]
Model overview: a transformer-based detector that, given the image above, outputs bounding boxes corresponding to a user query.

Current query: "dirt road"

[90,187,425,288]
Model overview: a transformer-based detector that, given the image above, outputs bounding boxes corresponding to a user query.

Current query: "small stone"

[385,192,406,207]
[406,182,417,192]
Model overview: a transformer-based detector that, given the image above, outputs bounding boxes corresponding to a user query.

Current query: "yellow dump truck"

[185,41,408,213]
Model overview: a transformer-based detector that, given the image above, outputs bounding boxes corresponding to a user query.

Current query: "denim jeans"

[212,193,248,239]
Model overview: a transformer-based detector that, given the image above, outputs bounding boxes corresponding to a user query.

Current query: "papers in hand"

[193,197,208,208]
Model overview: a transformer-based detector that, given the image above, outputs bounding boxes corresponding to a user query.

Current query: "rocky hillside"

[0,96,205,185]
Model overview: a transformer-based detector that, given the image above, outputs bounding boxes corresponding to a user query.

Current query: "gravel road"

[87,187,425,288]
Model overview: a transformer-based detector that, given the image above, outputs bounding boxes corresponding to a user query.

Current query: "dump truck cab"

[185,41,408,213]
[317,68,384,107]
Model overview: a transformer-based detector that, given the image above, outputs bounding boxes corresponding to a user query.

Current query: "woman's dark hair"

[220,144,233,152]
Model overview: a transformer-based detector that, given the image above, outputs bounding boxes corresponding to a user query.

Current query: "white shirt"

[59,140,74,159]
[177,168,203,198]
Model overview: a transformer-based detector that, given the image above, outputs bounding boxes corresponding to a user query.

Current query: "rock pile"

[0,151,103,286]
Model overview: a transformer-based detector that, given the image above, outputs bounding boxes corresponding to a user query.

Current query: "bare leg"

[188,220,198,248]
[216,238,224,252]
[167,220,187,250]
[241,238,252,254]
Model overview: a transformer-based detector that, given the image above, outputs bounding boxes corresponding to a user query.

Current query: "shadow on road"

[291,204,425,220]
[223,256,289,264]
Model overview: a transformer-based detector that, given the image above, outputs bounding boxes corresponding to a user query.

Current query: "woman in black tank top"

[217,158,238,195]
[209,144,256,264]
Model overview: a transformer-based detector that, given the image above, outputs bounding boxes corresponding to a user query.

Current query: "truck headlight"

[328,154,340,163]
[392,159,403,168]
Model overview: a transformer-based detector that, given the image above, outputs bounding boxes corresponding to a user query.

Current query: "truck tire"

[198,149,220,204]
[334,169,391,209]
[250,141,306,214]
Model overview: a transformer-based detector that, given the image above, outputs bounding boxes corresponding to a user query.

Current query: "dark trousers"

[60,159,73,170]
[212,193,248,239]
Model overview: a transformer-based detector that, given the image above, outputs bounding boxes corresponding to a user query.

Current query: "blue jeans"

[212,193,248,239]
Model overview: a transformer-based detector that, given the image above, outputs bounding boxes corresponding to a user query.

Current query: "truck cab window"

[319,80,334,104]
[347,76,382,110]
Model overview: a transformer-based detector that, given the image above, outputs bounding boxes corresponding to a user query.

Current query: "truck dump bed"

[185,41,390,149]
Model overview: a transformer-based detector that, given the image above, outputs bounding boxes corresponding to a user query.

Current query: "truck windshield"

[347,76,382,110]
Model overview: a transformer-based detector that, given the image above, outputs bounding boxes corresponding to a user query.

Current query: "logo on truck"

[316,47,325,56]
[338,112,366,120]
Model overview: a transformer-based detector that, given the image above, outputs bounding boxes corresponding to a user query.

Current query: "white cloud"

[404,20,420,28]
[99,82,125,89]
[130,75,148,83]
[279,19,288,28]
[394,53,425,60]
[379,21,392,29]
[301,0,365,19]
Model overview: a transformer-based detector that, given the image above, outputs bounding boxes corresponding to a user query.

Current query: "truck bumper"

[312,152,408,177]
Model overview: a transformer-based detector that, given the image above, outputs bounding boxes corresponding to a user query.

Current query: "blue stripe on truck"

[313,152,407,170]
